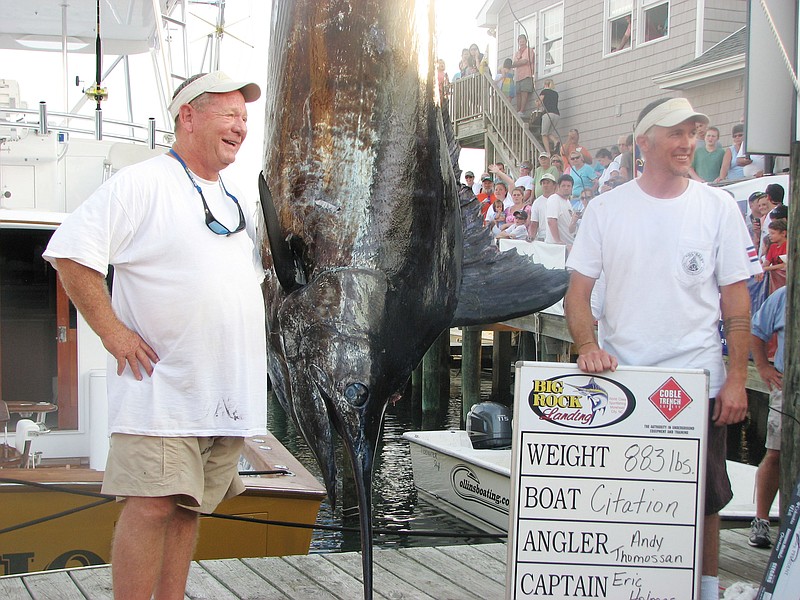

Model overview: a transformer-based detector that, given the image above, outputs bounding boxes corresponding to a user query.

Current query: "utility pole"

[780,140,799,511]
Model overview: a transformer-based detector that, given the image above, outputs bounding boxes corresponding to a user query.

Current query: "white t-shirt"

[515,175,534,192]
[597,159,621,189]
[530,194,550,240]
[566,179,761,397]
[735,142,766,177]
[501,223,529,240]
[545,194,574,245]
[43,154,268,437]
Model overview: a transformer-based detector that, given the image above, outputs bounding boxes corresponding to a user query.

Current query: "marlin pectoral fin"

[259,172,304,293]
[453,256,569,326]
[451,195,570,326]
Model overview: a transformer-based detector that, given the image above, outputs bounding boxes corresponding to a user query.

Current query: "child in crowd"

[494,58,515,99]
[496,210,530,240]
[762,218,787,295]
[485,198,506,231]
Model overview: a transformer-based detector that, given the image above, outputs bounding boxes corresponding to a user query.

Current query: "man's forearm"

[495,171,515,188]
[750,336,771,370]
[565,280,597,349]
[55,258,123,342]
[547,219,562,244]
[724,317,751,382]
[720,281,752,383]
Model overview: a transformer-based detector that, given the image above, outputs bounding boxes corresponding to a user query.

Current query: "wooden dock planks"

[0,537,772,599]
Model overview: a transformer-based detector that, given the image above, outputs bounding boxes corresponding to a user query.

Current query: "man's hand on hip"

[103,325,159,381]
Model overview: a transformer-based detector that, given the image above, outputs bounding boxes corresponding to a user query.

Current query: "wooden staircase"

[449,71,546,178]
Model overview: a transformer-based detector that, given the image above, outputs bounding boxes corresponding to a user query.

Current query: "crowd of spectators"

[748,183,789,310]
[464,127,637,248]
[461,118,789,263]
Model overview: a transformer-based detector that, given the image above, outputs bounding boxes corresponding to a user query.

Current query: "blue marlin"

[259,1,569,597]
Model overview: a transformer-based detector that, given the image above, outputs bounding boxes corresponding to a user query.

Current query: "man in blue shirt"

[749,286,786,548]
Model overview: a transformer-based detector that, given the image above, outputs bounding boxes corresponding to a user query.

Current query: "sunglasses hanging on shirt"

[169,149,245,236]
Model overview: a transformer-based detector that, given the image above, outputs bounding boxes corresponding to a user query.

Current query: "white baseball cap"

[634,97,708,138]
[168,71,261,120]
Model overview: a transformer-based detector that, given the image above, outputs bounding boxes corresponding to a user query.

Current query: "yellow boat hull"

[0,435,326,575]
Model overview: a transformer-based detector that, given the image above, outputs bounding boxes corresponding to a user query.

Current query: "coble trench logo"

[528,375,635,429]
[451,465,510,513]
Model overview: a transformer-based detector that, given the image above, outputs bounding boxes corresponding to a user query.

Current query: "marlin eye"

[344,383,369,407]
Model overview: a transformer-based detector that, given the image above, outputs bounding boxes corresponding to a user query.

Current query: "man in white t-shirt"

[595,148,620,191]
[43,72,265,598]
[529,172,556,241]
[545,174,578,248]
[490,159,535,204]
[564,97,760,600]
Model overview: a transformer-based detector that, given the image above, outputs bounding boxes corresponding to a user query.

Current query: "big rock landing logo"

[528,375,635,429]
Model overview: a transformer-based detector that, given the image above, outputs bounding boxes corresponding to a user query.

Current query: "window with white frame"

[640,0,669,44]
[606,0,633,54]
[513,13,537,69]
[539,3,564,76]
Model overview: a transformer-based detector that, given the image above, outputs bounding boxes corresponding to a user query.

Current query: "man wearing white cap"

[564,97,761,600]
[43,71,265,598]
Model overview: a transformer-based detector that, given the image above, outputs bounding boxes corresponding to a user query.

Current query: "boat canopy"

[0,0,169,55]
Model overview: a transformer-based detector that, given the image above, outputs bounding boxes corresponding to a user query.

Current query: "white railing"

[0,105,173,149]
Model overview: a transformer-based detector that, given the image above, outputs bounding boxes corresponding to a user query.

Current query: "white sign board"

[507,362,709,600]
[744,0,798,155]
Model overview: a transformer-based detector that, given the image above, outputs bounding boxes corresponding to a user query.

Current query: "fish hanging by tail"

[259,1,569,597]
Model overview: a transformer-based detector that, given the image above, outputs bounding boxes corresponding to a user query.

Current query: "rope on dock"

[0,476,506,540]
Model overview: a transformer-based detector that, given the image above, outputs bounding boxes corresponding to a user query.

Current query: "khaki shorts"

[541,112,560,136]
[766,389,783,451]
[102,434,245,514]
[516,77,534,93]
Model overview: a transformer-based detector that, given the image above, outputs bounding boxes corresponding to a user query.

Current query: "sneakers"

[748,517,772,548]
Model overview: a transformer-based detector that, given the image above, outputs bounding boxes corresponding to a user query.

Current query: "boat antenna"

[86,0,108,110]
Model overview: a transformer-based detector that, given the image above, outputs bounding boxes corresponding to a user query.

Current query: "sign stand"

[507,362,709,600]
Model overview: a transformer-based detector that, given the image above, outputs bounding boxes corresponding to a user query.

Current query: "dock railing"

[450,71,545,176]
[0,104,173,149]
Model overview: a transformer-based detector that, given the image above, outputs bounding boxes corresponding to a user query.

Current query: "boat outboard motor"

[466,401,512,449]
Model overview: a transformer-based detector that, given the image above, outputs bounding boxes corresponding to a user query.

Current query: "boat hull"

[404,430,511,532]
[0,434,326,576]
[403,429,779,534]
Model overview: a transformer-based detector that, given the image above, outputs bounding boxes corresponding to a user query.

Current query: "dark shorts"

[705,398,733,515]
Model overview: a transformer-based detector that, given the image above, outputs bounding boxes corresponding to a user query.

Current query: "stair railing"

[450,71,545,179]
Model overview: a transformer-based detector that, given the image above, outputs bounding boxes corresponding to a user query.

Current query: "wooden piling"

[491,330,512,405]
[781,140,798,512]
[461,328,482,426]
[422,330,449,414]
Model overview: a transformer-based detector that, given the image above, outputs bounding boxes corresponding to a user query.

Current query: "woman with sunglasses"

[720,123,746,181]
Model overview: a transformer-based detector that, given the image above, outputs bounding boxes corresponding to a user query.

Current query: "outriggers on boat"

[0,0,324,575]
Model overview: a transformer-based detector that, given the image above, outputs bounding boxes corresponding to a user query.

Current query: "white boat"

[403,428,780,533]
[0,0,325,576]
